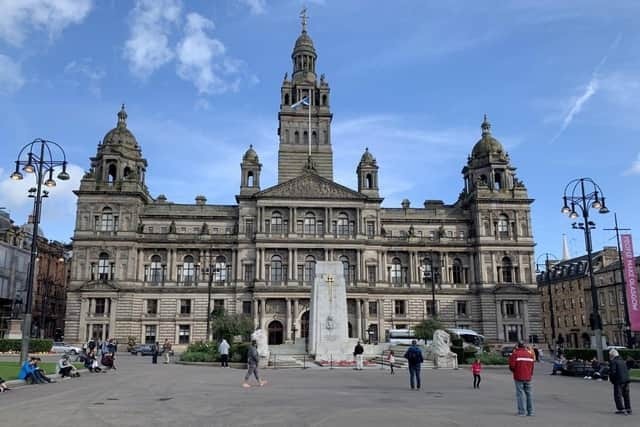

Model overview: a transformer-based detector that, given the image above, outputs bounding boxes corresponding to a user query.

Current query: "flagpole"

[308,88,312,157]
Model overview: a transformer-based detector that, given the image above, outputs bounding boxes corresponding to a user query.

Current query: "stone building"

[537,247,640,348]
[64,19,541,348]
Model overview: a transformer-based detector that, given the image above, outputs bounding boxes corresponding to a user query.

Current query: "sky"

[0,0,639,263]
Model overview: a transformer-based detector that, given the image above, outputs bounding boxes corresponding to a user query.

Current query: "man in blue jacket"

[19,357,53,384]
[404,340,424,390]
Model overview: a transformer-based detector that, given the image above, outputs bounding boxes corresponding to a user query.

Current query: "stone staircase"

[371,344,435,369]
[267,343,309,369]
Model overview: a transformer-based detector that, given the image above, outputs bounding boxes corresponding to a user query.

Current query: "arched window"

[284,93,290,105]
[322,94,327,106]
[214,255,227,283]
[452,258,463,284]
[497,214,509,237]
[294,131,300,144]
[312,131,317,144]
[336,212,349,236]
[100,207,114,231]
[365,173,373,189]
[304,212,316,234]
[304,255,315,283]
[182,255,195,284]
[123,167,131,179]
[247,171,254,187]
[495,171,503,190]
[150,255,163,283]
[285,129,290,144]
[390,258,402,284]
[271,255,283,283]
[303,131,308,144]
[502,257,513,283]
[107,164,117,183]
[271,211,283,233]
[98,252,111,280]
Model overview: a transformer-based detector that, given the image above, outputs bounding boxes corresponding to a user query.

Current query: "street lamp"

[536,253,558,351]
[561,177,609,361]
[421,255,439,318]
[10,138,70,363]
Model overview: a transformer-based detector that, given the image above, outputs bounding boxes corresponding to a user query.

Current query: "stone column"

[495,300,504,341]
[356,299,362,339]
[286,299,292,343]
[79,298,89,341]
[522,301,530,341]
[253,298,259,329]
[260,299,266,329]
[363,298,369,341]
[356,250,361,283]
[109,298,117,340]
[293,299,299,339]
[231,249,237,282]
[288,248,293,281]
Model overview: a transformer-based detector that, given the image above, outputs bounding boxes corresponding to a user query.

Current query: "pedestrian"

[219,338,230,368]
[533,346,540,362]
[353,341,364,370]
[243,340,267,388]
[508,341,535,417]
[403,339,423,390]
[472,357,482,389]
[387,350,395,375]
[609,349,632,415]
[162,339,172,364]
[152,342,159,364]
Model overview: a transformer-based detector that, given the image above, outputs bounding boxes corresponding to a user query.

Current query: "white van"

[448,328,485,350]
[388,329,426,345]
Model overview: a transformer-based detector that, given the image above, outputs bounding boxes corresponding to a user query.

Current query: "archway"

[300,311,309,338]
[268,320,284,345]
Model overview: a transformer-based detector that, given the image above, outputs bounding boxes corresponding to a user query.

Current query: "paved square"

[0,356,636,426]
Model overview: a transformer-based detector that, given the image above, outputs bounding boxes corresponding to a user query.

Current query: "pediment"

[79,280,120,291]
[256,172,367,200]
[492,284,536,295]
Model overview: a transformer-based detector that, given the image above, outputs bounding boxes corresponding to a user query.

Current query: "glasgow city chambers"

[64,21,542,349]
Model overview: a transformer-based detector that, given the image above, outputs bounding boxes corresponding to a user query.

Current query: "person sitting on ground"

[551,354,566,375]
[101,352,115,371]
[19,357,55,384]
[585,358,600,379]
[58,354,79,378]
[0,377,10,392]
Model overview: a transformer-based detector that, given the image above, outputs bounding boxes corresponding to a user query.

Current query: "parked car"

[501,346,514,358]
[131,344,163,356]
[51,342,82,355]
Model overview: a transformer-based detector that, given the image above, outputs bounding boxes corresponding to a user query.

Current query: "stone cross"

[325,273,335,302]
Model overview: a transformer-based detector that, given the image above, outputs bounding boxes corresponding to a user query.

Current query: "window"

[145,325,157,344]
[497,214,509,237]
[100,207,115,231]
[394,300,406,316]
[180,255,196,284]
[367,265,376,285]
[421,258,433,283]
[505,325,520,342]
[213,256,227,283]
[340,256,355,284]
[501,257,513,283]
[271,211,283,233]
[504,301,516,317]
[456,301,468,317]
[304,255,315,283]
[107,164,117,183]
[98,252,112,280]
[244,218,254,235]
[367,222,375,238]
[390,258,402,284]
[336,212,349,236]
[213,299,225,314]
[146,299,158,315]
[368,301,378,316]
[242,301,252,315]
[608,291,615,306]
[244,264,254,282]
[178,325,190,344]
[95,298,106,314]
[426,300,436,316]
[149,255,163,283]
[271,255,283,283]
[180,299,191,315]
[452,258,463,284]
[304,212,316,234]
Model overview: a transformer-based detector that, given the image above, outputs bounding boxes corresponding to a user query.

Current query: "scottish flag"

[291,96,310,109]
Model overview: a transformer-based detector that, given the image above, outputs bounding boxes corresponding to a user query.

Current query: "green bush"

[0,339,53,353]
[466,352,509,365]
[180,351,217,362]
[563,348,640,362]
[451,346,464,363]
[230,342,250,363]
[413,319,445,341]
[185,341,218,355]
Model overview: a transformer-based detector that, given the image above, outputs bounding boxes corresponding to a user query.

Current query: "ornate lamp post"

[561,177,609,361]
[536,253,558,351]
[10,138,70,363]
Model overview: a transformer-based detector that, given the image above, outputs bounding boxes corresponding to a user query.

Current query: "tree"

[413,318,445,341]
[210,311,254,343]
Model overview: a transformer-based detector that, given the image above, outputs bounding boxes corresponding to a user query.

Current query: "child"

[0,377,10,392]
[387,350,395,375]
[471,357,482,389]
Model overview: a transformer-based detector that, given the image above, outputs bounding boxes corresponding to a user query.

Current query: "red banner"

[621,234,640,332]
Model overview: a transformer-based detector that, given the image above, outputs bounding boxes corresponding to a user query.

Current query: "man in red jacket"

[508,341,535,416]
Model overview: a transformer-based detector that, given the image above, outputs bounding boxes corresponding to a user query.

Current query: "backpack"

[406,348,421,364]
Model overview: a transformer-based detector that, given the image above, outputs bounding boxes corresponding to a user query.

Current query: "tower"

[277,11,333,183]
[356,148,379,198]
[239,144,262,196]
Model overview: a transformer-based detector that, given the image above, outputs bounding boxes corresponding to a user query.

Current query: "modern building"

[64,18,542,348]
[537,247,640,348]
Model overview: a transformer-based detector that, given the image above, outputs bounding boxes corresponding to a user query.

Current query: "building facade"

[64,21,542,348]
[537,247,640,348]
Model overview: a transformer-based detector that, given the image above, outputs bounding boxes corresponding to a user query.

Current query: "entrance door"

[268,320,284,345]
[300,311,309,338]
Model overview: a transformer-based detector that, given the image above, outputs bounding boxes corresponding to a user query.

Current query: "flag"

[291,96,310,109]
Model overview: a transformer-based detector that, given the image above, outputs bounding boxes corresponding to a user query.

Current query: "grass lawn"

[0,361,83,381]
[631,369,640,379]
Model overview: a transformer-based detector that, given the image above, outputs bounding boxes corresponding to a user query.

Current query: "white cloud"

[64,58,106,97]
[0,0,92,47]
[237,0,266,15]
[625,153,640,176]
[0,54,25,94]
[176,13,245,94]
[124,0,182,78]
[0,163,84,241]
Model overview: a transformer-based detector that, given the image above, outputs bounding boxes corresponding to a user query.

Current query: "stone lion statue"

[251,329,270,360]
[432,329,453,356]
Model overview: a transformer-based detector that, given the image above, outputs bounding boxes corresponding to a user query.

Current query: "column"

[293,299,299,339]
[253,298,259,329]
[356,208,361,234]
[260,299,266,329]
[286,299,292,342]
[288,248,293,281]
[356,250,361,283]
[522,301,530,341]
[356,299,362,339]
[90,298,96,315]
[363,298,369,341]
[79,298,89,341]
[109,298,117,340]
[496,301,504,341]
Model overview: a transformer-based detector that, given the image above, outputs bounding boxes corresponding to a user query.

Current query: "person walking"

[243,340,267,388]
[472,357,482,389]
[219,338,230,368]
[387,350,395,375]
[403,339,423,390]
[609,349,632,415]
[162,339,172,364]
[353,341,364,370]
[152,342,159,364]
[508,341,535,417]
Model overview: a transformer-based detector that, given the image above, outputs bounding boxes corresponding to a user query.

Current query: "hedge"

[466,353,509,365]
[181,351,217,362]
[451,347,477,364]
[0,339,53,353]
[562,348,640,362]
[180,341,251,363]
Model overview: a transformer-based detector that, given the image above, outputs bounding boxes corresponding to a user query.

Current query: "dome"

[471,115,505,158]
[102,105,138,147]
[243,145,259,162]
[293,31,316,56]
[360,147,376,164]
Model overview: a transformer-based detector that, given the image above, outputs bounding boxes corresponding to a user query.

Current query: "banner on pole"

[621,234,640,332]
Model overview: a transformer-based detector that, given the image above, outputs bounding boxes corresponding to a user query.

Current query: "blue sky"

[1,0,639,263]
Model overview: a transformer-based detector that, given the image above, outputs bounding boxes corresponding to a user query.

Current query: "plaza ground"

[0,355,637,427]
